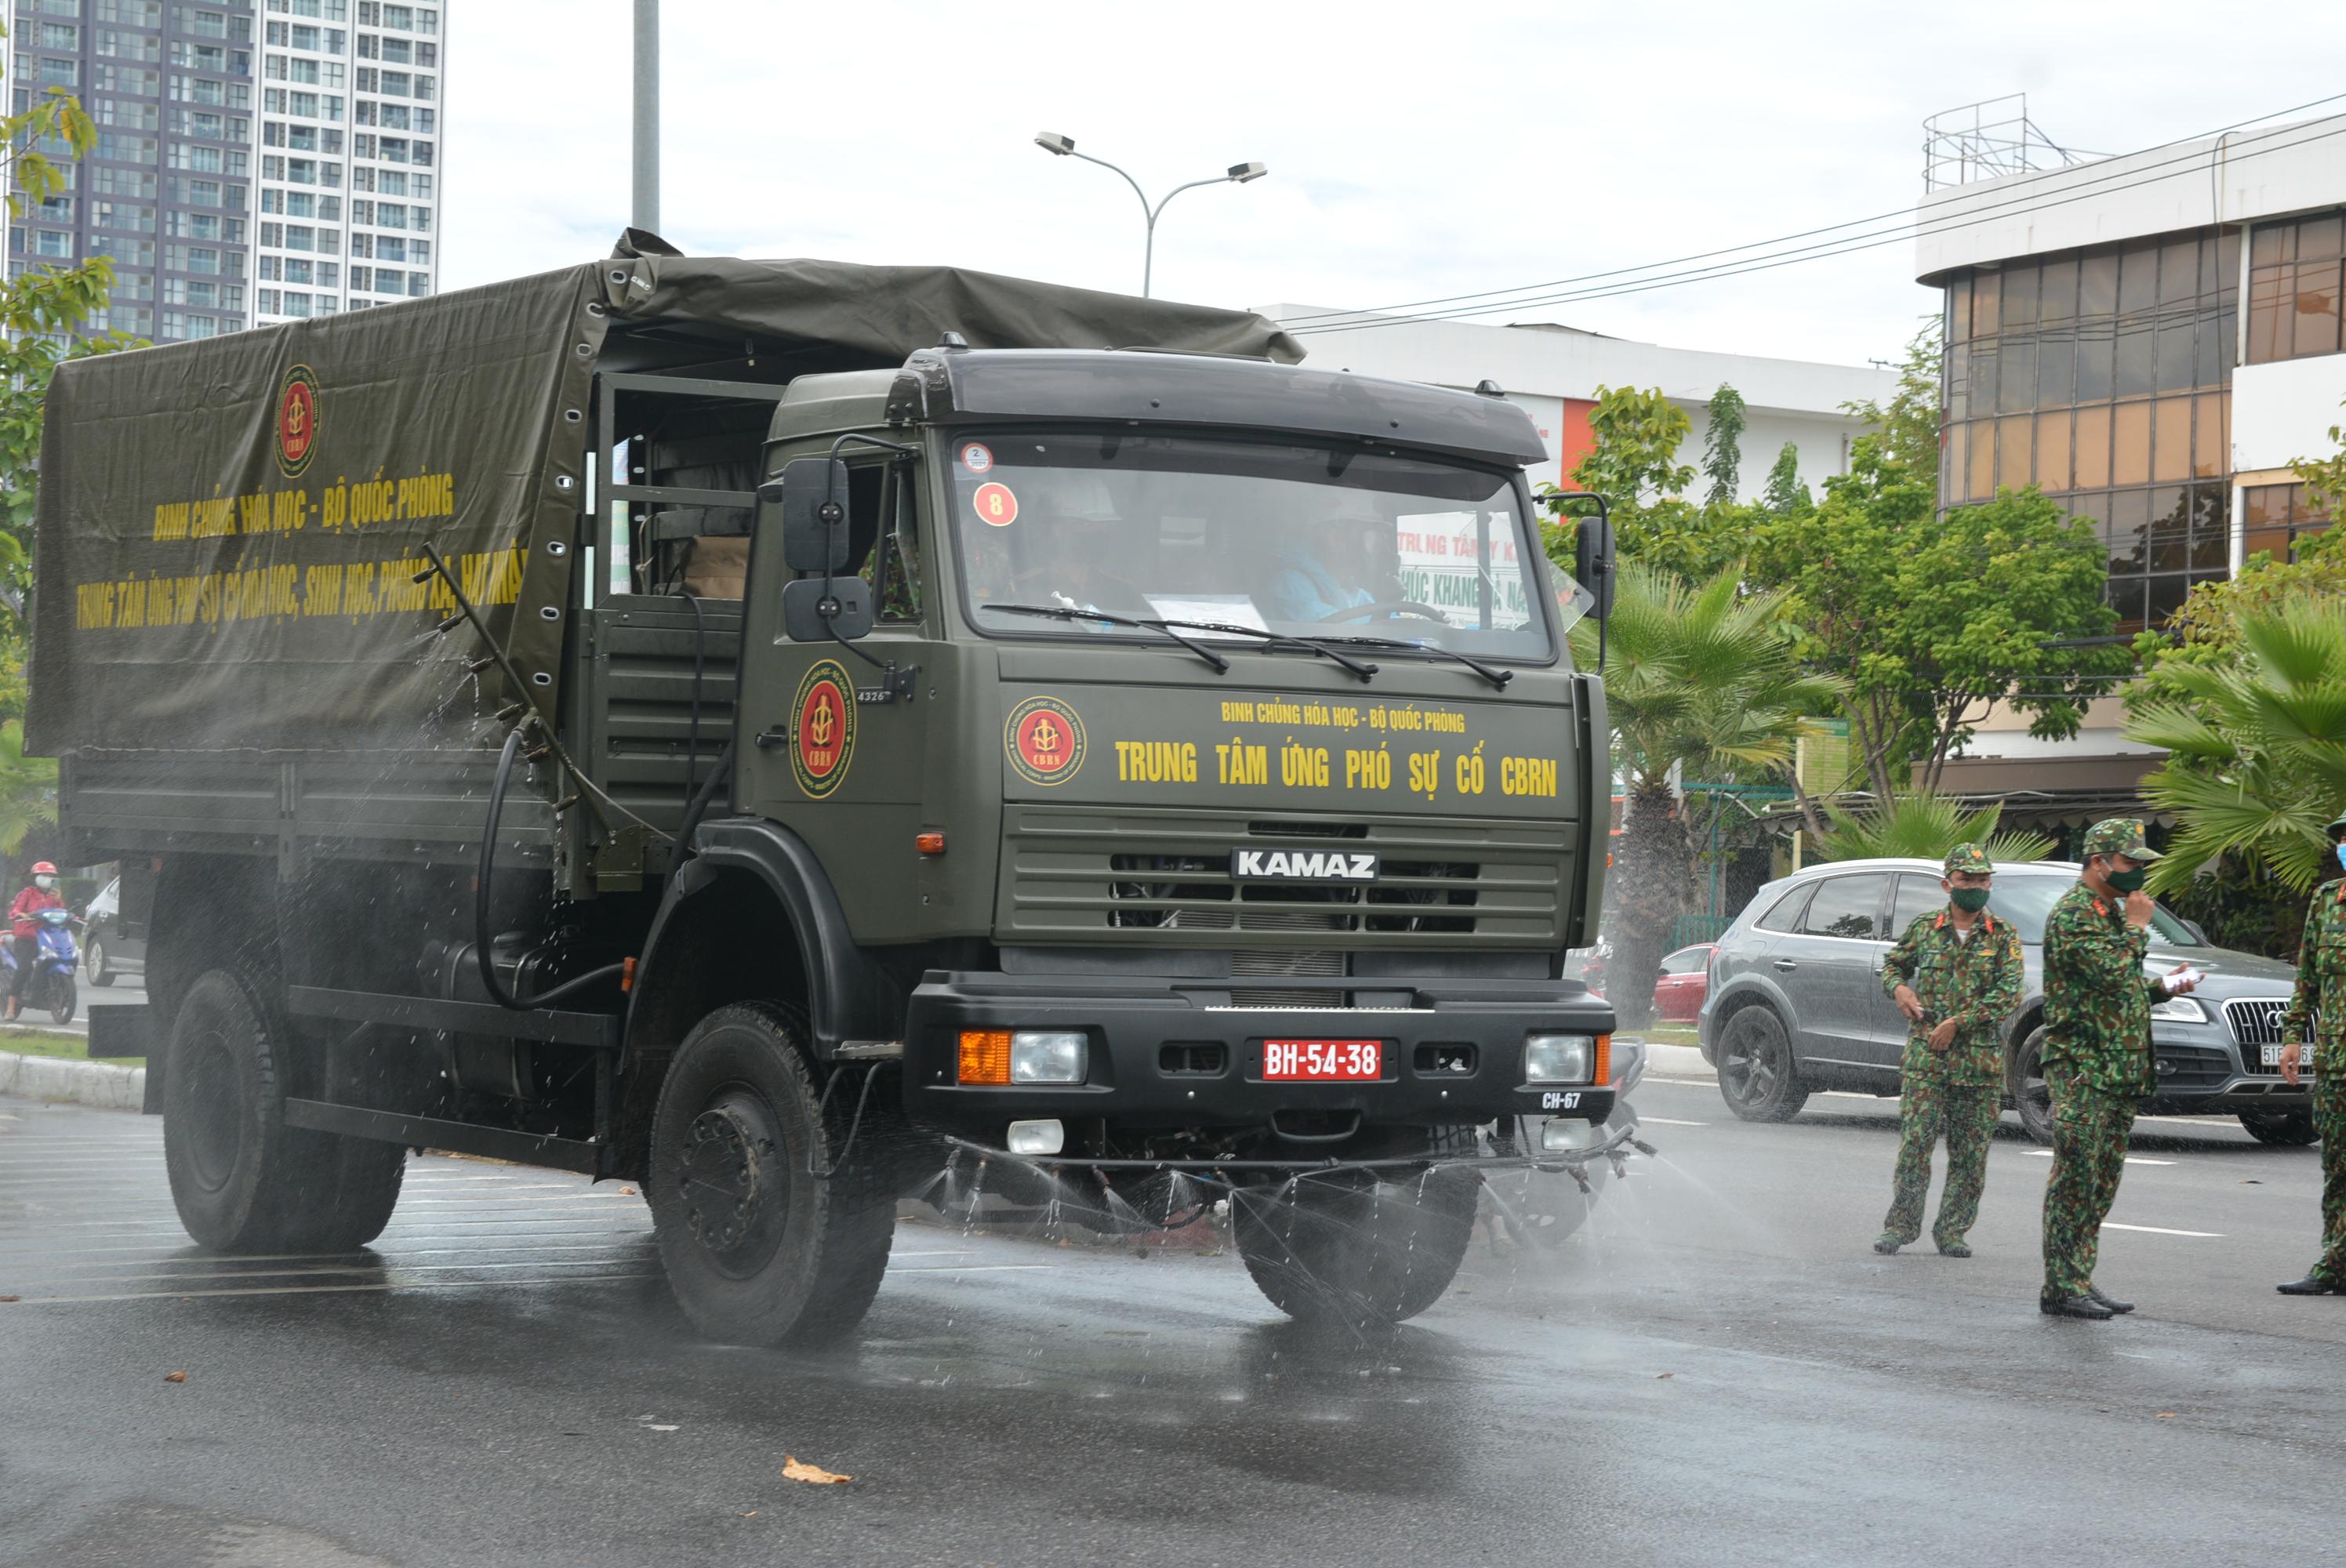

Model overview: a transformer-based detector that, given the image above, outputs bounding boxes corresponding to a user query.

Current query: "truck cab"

[633,344,1614,1174]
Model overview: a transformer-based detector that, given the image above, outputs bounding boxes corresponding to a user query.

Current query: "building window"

[92,235,157,268]
[34,230,72,258]
[1941,227,2239,632]
[2246,212,2345,365]
[256,288,279,313]
[2242,483,2337,563]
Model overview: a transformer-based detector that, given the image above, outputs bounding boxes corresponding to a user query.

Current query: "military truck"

[31,234,1618,1342]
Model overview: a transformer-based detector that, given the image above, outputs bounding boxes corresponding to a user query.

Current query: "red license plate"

[1263,1040,1382,1081]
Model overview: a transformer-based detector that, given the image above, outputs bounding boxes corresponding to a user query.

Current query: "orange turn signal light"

[958,1029,1012,1085]
[915,832,947,856]
[619,956,637,994]
[1593,1032,1611,1087]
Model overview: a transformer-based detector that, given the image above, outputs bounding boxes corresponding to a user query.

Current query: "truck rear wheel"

[1233,1127,1479,1330]
[647,1003,897,1347]
[162,969,405,1253]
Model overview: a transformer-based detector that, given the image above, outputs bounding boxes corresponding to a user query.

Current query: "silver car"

[1695,858,2315,1145]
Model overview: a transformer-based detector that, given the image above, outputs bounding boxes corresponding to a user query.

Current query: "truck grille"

[1000,805,1570,949]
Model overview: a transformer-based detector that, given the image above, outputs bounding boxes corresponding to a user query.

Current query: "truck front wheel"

[1233,1127,1479,1329]
[647,1004,897,1347]
[161,968,405,1253]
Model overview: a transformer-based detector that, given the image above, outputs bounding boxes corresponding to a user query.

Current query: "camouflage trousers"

[2313,1070,2346,1285]
[1880,1080,1999,1247]
[2040,1065,2137,1301]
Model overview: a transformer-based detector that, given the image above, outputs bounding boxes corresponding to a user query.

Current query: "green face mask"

[2104,865,2149,894]
[1948,887,1992,913]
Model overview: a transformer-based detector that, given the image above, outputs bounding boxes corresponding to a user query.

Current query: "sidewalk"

[0,1046,145,1111]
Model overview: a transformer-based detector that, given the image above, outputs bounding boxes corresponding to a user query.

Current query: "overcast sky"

[440,0,2346,372]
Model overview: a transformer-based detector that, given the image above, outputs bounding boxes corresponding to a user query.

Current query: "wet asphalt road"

[2,1075,2342,1568]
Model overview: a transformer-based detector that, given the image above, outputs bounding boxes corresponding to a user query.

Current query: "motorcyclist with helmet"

[7,861,65,1022]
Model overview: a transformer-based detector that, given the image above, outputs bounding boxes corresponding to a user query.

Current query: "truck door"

[734,456,934,940]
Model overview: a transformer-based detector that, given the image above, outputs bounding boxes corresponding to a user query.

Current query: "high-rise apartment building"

[5,0,442,342]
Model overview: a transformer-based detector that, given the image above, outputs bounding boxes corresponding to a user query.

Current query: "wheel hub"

[677,1094,787,1269]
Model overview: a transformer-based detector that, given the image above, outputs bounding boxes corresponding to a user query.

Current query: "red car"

[1652,944,1715,1023]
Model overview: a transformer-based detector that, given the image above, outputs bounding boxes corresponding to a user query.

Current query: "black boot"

[2039,1293,2114,1319]
[2277,1274,2346,1296]
[1936,1238,1973,1258]
[2086,1285,2134,1314]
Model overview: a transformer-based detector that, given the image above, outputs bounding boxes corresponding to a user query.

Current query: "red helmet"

[29,862,56,877]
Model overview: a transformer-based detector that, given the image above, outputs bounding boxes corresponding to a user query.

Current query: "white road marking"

[2026,1151,2176,1166]
[1644,1077,1714,1087]
[1639,1116,1709,1127]
[2101,1221,2223,1237]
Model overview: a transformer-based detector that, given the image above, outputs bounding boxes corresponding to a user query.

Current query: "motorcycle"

[5,907,81,1025]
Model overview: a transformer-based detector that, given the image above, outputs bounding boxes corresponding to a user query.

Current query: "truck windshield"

[947,430,1554,661]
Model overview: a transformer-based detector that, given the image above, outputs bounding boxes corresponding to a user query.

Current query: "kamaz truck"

[30,235,1618,1342]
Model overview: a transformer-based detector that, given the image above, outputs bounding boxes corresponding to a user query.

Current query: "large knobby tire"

[2010,1025,2055,1146]
[648,1003,898,1348]
[162,969,405,1253]
[85,932,115,988]
[1716,1005,1809,1123]
[2239,1109,2320,1146]
[1233,1126,1479,1330]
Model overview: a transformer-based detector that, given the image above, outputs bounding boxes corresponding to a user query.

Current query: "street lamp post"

[1033,132,1267,298]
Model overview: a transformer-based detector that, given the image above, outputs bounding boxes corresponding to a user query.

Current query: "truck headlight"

[1526,1033,1599,1084]
[2149,995,2207,1024]
[1010,1030,1088,1083]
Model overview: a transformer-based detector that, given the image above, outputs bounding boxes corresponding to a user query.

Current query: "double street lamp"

[1033,132,1269,298]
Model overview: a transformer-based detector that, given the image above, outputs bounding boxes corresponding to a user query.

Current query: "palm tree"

[1815,788,2054,865]
[0,718,56,855]
[1569,562,1844,1026]
[2126,602,2346,895]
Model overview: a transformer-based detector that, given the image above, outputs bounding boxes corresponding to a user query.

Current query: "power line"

[1291,115,2346,335]
[1280,95,2346,336]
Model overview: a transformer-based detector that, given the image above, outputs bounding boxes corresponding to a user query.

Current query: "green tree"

[1814,787,2053,865]
[1540,385,1754,585]
[1701,383,1746,506]
[0,718,56,855]
[1842,321,1944,478]
[1760,441,1811,517]
[2126,601,2346,900]
[1751,440,2124,800]
[1567,561,1844,1026]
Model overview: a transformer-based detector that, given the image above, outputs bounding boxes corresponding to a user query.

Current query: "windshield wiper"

[1148,620,1381,683]
[981,603,1230,674]
[979,604,1382,683]
[1319,634,1513,690]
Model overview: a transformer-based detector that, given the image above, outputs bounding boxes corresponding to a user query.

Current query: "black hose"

[674,740,735,864]
[476,725,630,1012]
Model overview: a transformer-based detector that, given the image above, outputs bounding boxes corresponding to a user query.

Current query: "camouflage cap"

[2327,808,2346,837]
[2081,817,2163,862]
[1942,844,1994,876]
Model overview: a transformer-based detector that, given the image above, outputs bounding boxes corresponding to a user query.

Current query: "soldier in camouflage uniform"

[2038,818,2200,1319]
[2275,808,2346,1297]
[1873,844,2024,1258]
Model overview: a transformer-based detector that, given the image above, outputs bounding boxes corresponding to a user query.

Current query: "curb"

[0,1050,146,1111]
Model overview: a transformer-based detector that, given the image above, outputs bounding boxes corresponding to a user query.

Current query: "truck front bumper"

[900,967,1615,1138]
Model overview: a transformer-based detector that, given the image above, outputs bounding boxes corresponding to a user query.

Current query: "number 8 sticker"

[972,481,1019,528]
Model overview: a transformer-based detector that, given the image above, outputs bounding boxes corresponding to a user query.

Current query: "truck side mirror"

[780,575,873,642]
[1574,514,1616,619]
[774,456,849,573]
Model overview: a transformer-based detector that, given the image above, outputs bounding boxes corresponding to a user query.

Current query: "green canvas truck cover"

[26,238,1302,756]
